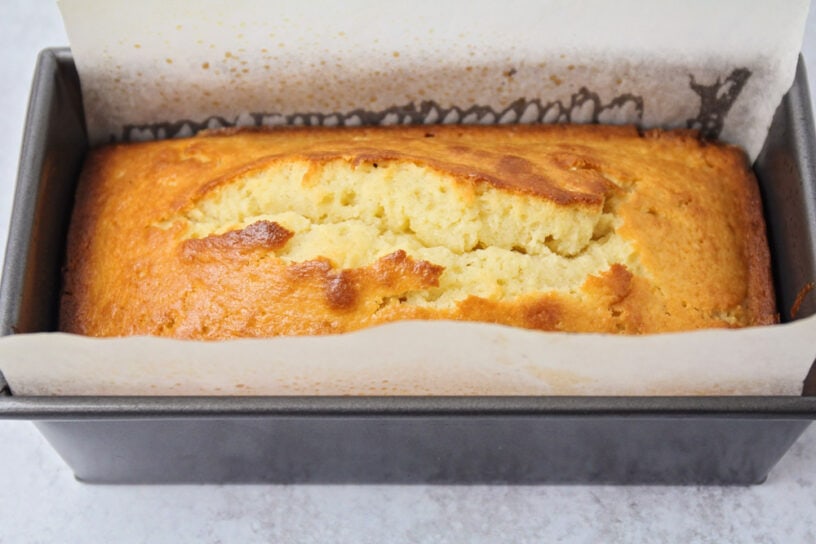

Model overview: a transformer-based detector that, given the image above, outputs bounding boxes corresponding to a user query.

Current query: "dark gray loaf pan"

[1,48,816,484]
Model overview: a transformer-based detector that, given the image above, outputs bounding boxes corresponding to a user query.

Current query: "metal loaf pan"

[2,48,816,484]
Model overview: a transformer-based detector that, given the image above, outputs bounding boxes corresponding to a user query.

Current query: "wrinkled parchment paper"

[1,0,812,396]
[61,0,808,161]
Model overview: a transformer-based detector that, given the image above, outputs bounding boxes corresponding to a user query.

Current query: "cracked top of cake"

[60,124,776,339]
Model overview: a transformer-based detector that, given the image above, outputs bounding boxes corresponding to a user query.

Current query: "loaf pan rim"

[1,48,815,418]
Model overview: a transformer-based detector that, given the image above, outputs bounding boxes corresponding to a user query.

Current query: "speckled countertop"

[1,2,816,542]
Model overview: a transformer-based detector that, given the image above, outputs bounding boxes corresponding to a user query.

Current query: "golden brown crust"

[60,124,777,339]
[182,220,293,255]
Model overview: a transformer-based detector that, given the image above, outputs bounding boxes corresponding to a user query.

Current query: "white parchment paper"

[60,0,808,161]
[2,320,815,396]
[1,0,812,396]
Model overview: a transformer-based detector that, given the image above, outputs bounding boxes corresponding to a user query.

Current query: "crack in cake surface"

[163,157,641,308]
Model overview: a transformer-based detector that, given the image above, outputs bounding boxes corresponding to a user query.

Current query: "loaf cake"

[60,124,776,339]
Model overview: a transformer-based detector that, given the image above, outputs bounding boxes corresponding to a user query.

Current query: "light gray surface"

[1,1,816,542]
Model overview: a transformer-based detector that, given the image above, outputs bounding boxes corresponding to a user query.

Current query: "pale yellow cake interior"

[171,159,641,308]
